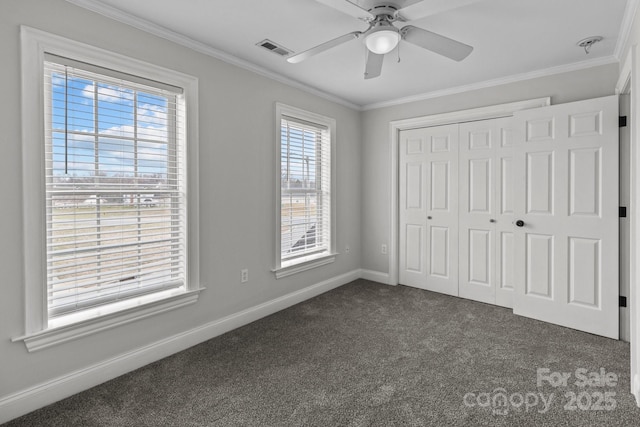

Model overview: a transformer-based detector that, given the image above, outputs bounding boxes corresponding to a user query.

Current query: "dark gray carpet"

[5,279,640,426]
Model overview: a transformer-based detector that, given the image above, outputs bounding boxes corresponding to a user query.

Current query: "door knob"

[515,220,525,227]
[427,216,432,220]
[489,219,496,223]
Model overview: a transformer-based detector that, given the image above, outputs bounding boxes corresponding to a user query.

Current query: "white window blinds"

[280,116,331,264]
[44,55,187,318]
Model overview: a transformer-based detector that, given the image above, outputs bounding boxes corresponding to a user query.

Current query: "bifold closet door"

[513,95,619,339]
[494,119,519,308]
[458,118,518,307]
[399,124,459,295]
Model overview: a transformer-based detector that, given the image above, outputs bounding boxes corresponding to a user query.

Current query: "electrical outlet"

[381,244,387,255]
[241,269,249,283]
[345,245,350,254]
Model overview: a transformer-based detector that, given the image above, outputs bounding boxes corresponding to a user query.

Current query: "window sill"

[273,253,337,279]
[12,287,203,352]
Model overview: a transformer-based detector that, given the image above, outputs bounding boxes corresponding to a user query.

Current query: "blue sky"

[51,72,171,178]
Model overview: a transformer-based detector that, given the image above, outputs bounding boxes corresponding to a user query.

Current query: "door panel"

[568,237,600,307]
[500,157,513,214]
[425,124,459,295]
[405,224,423,273]
[405,163,424,209]
[513,95,619,339]
[569,148,600,216]
[459,121,496,304]
[469,229,491,285]
[399,132,428,288]
[469,158,491,212]
[399,124,459,295]
[525,233,554,298]
[499,231,514,290]
[430,226,450,278]
[431,162,450,211]
[526,151,554,215]
[459,118,518,306]
[495,118,519,308]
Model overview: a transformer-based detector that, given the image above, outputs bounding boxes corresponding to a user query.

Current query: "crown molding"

[64,0,361,111]
[615,0,639,60]
[361,55,619,111]
[67,0,627,113]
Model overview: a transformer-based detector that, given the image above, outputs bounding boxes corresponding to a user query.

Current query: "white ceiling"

[71,0,631,109]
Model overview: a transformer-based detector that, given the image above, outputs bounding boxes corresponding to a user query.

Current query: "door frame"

[388,97,550,286]
[617,44,640,405]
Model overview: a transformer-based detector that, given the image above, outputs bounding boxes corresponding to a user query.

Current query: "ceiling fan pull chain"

[397,39,401,63]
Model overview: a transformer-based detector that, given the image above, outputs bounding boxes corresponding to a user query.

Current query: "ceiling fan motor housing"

[367,4,400,18]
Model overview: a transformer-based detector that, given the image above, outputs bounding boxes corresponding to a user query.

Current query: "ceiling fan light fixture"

[365,26,400,54]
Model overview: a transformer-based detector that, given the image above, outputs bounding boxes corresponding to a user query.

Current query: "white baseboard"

[0,269,361,424]
[361,269,392,285]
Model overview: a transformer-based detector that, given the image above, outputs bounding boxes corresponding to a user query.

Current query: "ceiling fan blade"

[401,25,473,61]
[398,0,481,21]
[364,51,384,80]
[314,0,374,21]
[287,31,362,64]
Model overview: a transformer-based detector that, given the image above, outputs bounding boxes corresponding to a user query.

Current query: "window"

[44,55,186,318]
[275,104,336,278]
[17,27,200,351]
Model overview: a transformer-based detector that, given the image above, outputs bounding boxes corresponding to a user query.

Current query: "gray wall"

[360,63,620,274]
[0,0,361,402]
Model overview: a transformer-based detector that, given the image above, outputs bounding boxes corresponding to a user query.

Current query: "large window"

[18,27,200,351]
[275,104,336,277]
[44,55,186,318]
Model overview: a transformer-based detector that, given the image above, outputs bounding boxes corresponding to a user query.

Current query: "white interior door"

[494,118,519,308]
[458,117,518,306]
[459,120,497,304]
[513,95,619,339]
[399,128,429,289]
[399,124,459,295]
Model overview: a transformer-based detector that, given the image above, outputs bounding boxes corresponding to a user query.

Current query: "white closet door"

[494,118,519,308]
[458,120,497,304]
[458,117,518,306]
[399,124,459,295]
[513,95,619,339]
[399,128,429,288]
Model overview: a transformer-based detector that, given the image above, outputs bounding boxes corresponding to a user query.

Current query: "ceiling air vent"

[257,39,292,56]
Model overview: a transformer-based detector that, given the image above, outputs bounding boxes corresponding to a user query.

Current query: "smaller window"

[275,104,336,277]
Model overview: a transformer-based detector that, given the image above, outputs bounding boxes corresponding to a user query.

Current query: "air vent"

[257,39,292,56]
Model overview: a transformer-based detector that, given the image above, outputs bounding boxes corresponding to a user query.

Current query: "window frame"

[274,103,337,278]
[15,26,201,351]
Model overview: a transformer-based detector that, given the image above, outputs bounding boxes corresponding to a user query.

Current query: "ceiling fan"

[287,0,477,79]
